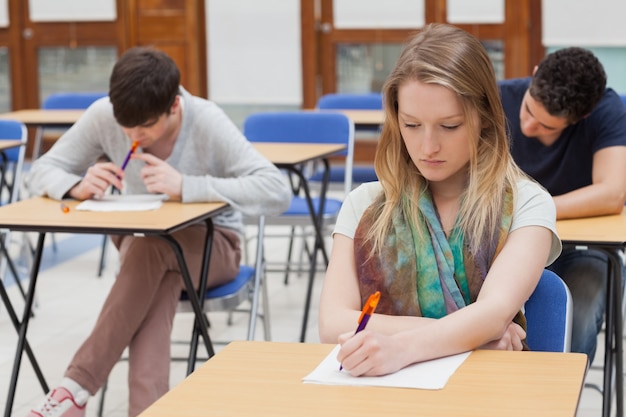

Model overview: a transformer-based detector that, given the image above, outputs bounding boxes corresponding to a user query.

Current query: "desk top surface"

[139,341,587,417]
[0,197,228,235]
[252,142,346,165]
[557,209,626,245]
[0,109,84,126]
[0,140,24,151]
[336,109,385,126]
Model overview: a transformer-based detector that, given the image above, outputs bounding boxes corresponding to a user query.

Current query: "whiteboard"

[447,0,504,24]
[29,0,116,22]
[207,0,301,104]
[334,0,424,29]
[0,0,7,28]
[543,0,626,46]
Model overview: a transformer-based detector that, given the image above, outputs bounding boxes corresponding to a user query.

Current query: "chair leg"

[97,235,109,277]
[97,379,108,417]
[283,226,296,285]
[261,265,271,341]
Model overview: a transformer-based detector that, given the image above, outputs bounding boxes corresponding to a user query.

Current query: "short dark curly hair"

[529,47,606,124]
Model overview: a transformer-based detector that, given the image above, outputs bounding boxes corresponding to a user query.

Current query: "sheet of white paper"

[303,345,470,390]
[75,194,168,212]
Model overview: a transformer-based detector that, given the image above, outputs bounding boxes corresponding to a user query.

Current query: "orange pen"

[355,291,381,333]
[120,141,139,172]
[339,291,381,371]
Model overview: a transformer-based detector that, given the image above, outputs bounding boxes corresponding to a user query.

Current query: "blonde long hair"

[369,23,524,254]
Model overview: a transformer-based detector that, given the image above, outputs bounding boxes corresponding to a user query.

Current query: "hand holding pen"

[67,141,139,200]
[339,291,380,371]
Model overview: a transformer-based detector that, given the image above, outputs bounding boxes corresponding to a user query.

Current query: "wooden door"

[124,0,207,98]
[302,0,543,109]
[0,0,207,157]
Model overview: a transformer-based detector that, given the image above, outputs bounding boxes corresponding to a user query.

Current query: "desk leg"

[295,159,330,343]
[4,233,48,417]
[159,219,215,375]
[609,250,623,417]
[247,215,266,340]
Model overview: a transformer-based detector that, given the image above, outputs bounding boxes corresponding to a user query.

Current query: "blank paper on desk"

[303,345,470,389]
[76,194,168,212]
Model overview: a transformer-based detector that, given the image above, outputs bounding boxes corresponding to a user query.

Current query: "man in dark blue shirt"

[500,47,626,362]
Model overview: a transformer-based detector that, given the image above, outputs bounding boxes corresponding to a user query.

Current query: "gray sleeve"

[26,99,117,200]
[177,100,292,217]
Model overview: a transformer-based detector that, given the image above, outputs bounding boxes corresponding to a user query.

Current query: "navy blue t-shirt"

[499,78,626,196]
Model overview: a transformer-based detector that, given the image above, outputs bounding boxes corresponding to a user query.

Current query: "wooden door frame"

[302,0,544,109]
[9,0,126,110]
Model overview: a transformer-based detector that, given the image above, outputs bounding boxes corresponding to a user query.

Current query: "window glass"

[38,46,117,105]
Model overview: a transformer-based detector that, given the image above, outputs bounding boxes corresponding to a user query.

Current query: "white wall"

[28,0,116,22]
[206,0,301,104]
[543,0,626,46]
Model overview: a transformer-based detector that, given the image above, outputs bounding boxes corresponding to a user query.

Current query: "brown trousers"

[64,224,241,417]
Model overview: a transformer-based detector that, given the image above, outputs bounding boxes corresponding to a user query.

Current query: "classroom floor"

[0,226,619,417]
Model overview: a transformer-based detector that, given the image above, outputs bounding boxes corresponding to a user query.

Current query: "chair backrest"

[317,93,383,110]
[0,119,27,204]
[42,92,108,110]
[524,269,573,352]
[243,111,355,196]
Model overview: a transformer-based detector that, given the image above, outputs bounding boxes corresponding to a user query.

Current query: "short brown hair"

[109,47,180,127]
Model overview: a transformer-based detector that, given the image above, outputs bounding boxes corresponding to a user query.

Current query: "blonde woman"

[318,23,561,376]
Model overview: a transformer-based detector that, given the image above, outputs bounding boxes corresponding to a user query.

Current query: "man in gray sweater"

[26,47,291,417]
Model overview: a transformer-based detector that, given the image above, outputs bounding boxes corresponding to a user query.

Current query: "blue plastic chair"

[0,120,27,205]
[243,111,354,342]
[311,92,382,186]
[0,120,28,301]
[34,92,108,159]
[524,269,573,352]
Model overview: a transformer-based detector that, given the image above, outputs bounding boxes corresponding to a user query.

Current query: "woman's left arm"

[337,224,553,376]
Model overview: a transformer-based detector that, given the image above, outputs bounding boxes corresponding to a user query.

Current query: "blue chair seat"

[281,197,343,217]
[524,269,573,352]
[179,265,255,311]
[309,166,378,184]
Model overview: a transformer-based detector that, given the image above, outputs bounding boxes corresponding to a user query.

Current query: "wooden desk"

[139,341,588,417]
[337,109,385,127]
[0,197,228,417]
[557,211,626,417]
[252,142,346,165]
[0,109,84,158]
[0,139,25,151]
[332,109,384,164]
[252,142,346,342]
[0,109,84,126]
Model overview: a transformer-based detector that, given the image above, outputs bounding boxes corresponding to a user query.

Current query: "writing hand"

[132,153,182,200]
[69,162,123,200]
[337,330,406,377]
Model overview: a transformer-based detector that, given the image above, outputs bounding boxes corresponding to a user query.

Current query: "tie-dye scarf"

[354,188,527,345]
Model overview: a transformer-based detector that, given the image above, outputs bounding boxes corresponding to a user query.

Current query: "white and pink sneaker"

[27,387,87,417]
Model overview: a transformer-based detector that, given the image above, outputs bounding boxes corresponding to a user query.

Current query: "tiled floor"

[0,227,620,417]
